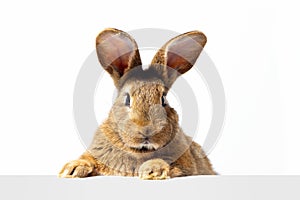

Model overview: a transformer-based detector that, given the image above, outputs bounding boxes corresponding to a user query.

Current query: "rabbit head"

[96,28,206,152]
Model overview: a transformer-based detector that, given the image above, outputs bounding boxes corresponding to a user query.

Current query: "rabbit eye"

[161,95,167,107]
[125,93,130,107]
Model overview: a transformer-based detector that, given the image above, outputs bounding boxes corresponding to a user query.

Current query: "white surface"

[1,176,300,200]
[0,0,300,175]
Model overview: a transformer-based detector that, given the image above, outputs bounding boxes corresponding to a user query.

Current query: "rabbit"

[59,28,216,180]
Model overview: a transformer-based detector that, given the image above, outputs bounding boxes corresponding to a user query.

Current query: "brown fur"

[59,28,216,179]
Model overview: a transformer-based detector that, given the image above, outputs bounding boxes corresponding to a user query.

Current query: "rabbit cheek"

[117,124,144,148]
[150,133,171,149]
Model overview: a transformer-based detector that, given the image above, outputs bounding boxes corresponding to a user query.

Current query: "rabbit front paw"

[138,159,170,180]
[59,159,94,178]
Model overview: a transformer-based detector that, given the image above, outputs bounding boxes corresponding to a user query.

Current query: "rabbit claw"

[59,159,93,178]
[138,159,170,180]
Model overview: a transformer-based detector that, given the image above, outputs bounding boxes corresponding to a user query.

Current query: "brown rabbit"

[59,28,216,180]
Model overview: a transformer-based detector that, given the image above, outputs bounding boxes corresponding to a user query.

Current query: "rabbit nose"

[144,128,151,136]
[139,127,153,137]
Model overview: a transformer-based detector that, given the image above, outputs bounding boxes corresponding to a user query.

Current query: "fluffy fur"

[59,28,216,179]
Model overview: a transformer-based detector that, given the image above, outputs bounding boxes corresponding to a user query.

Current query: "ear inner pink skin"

[95,28,142,86]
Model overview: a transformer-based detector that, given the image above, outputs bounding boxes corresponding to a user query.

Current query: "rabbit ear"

[151,31,207,88]
[96,28,142,86]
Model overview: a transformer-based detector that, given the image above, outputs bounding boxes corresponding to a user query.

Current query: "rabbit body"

[59,28,216,179]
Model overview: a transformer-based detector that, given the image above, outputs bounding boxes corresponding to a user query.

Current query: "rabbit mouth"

[139,142,157,150]
[129,140,159,151]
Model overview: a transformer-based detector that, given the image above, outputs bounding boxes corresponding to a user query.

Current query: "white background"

[0,0,299,175]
